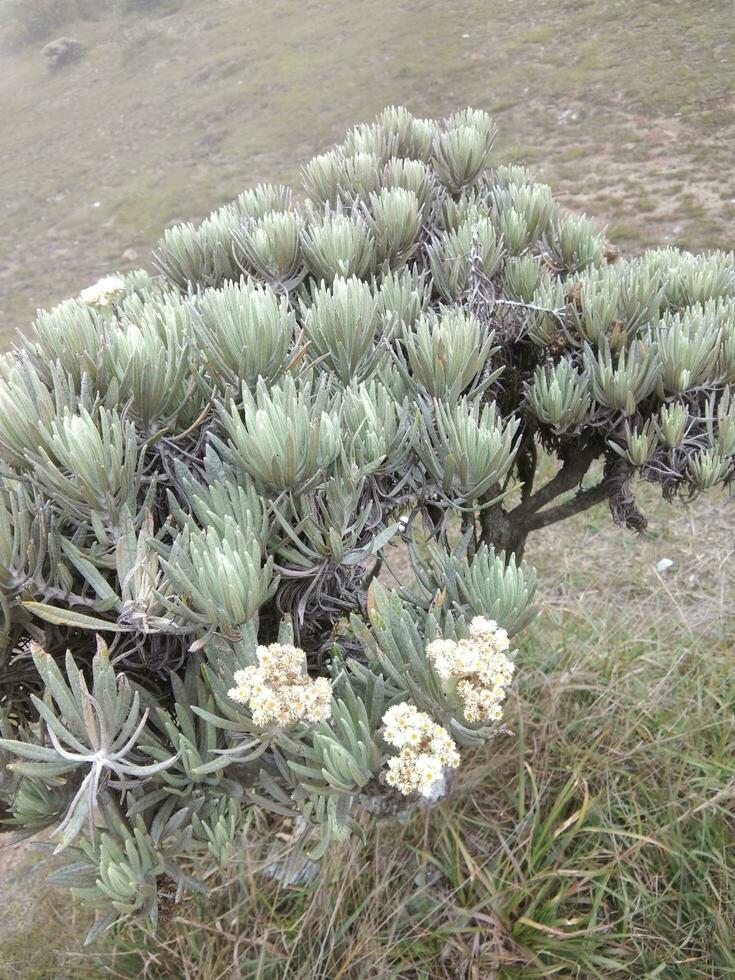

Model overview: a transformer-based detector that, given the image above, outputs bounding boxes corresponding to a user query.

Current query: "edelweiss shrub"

[0,106,734,939]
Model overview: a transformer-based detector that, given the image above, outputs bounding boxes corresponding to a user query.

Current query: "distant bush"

[42,36,83,71]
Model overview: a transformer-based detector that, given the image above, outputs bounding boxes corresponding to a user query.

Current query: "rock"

[655,558,675,573]
[122,248,139,263]
[42,37,84,73]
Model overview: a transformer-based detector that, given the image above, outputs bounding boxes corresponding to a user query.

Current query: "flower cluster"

[228,643,333,727]
[382,702,460,797]
[426,616,515,724]
[80,275,125,307]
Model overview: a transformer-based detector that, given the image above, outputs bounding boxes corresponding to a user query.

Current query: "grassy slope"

[58,486,735,979]
[0,1,734,977]
[0,0,734,338]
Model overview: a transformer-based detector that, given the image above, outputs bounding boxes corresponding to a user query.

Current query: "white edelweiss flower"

[257,642,305,682]
[80,275,125,307]
[426,639,457,656]
[228,643,332,728]
[494,627,510,652]
[385,754,413,794]
[306,698,332,723]
[414,754,443,794]
[469,616,499,639]
[425,618,516,726]
[382,702,423,745]
[305,676,333,722]
[227,685,249,704]
[381,703,461,796]
[253,690,282,725]
[426,639,461,680]
[383,701,418,726]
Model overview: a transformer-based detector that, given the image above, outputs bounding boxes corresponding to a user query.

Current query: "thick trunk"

[475,442,608,563]
[479,504,529,562]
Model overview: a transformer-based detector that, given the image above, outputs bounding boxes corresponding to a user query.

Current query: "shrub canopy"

[0,106,733,938]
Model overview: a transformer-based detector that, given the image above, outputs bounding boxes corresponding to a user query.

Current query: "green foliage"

[1,106,734,940]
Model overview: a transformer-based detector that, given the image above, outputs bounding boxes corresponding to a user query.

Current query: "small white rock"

[655,558,674,573]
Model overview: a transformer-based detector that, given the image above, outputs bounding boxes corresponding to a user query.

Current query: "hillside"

[0,0,733,341]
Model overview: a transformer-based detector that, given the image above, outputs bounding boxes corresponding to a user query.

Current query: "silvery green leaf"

[22,602,130,632]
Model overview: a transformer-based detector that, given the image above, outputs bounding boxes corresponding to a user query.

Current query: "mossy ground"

[0,1,734,977]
